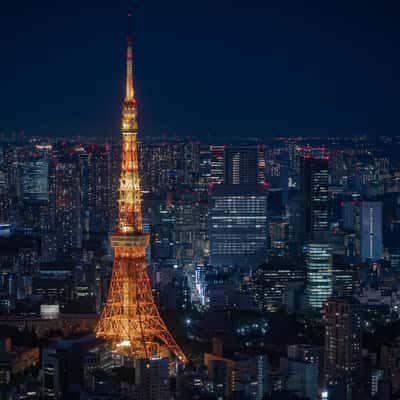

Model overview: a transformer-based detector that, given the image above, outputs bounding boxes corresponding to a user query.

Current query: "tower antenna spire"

[125,13,134,102]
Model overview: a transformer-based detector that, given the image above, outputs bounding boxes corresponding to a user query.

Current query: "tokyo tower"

[95,23,187,364]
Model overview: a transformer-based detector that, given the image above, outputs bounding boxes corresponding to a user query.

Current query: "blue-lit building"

[22,158,48,202]
[209,184,268,269]
[286,345,323,400]
[305,243,333,309]
[360,201,382,262]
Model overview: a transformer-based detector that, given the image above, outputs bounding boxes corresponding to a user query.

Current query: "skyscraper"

[252,259,304,312]
[134,357,170,400]
[209,184,268,268]
[305,243,333,309]
[94,25,186,363]
[210,145,225,185]
[48,155,81,257]
[286,345,323,400]
[300,156,329,242]
[324,297,362,399]
[360,201,382,262]
[224,146,259,185]
[80,144,113,234]
[22,158,48,202]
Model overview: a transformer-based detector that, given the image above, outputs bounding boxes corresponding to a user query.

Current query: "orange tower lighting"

[95,22,187,364]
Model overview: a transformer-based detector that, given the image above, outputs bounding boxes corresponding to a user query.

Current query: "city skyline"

[1,0,400,138]
[2,3,400,400]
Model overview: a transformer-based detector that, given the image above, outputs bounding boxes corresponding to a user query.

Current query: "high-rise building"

[21,158,48,202]
[209,184,268,268]
[360,201,382,262]
[268,219,289,256]
[332,264,357,297]
[324,297,362,399]
[134,357,170,400]
[286,345,323,400]
[300,156,329,242]
[80,144,113,235]
[224,146,259,185]
[139,141,200,193]
[48,155,81,257]
[305,243,332,309]
[256,354,269,400]
[253,259,304,312]
[210,145,225,185]
[342,200,356,232]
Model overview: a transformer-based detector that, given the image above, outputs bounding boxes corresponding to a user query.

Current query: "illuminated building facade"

[300,156,329,242]
[94,28,187,363]
[209,184,268,268]
[139,142,200,193]
[324,297,362,397]
[225,146,259,185]
[21,158,48,202]
[360,201,382,262]
[80,144,113,234]
[210,145,225,185]
[252,259,304,312]
[48,155,82,257]
[305,243,332,309]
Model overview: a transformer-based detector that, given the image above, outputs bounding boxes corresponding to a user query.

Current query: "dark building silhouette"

[300,156,329,242]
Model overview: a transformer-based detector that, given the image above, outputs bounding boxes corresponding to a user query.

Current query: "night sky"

[1,0,400,138]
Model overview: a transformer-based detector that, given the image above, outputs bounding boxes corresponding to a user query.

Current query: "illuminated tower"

[95,24,187,364]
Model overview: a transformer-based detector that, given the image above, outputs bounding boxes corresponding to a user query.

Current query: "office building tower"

[332,264,357,297]
[81,145,113,234]
[139,141,200,193]
[257,144,266,184]
[266,149,288,202]
[256,354,269,400]
[198,144,211,189]
[268,219,289,256]
[21,158,48,202]
[210,145,225,184]
[287,141,301,178]
[286,345,323,400]
[360,201,382,262]
[324,297,362,399]
[253,259,304,312]
[305,243,332,309]
[224,146,259,185]
[300,156,329,242]
[342,201,356,232]
[209,184,268,268]
[134,358,170,400]
[48,155,82,257]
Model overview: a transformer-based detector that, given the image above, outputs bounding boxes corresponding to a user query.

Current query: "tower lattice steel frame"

[95,24,187,364]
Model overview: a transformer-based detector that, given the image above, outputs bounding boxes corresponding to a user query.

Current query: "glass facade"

[22,159,48,201]
[209,184,268,268]
[305,243,332,309]
[360,201,382,262]
[300,157,329,241]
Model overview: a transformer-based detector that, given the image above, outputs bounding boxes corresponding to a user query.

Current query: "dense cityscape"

[2,4,400,400]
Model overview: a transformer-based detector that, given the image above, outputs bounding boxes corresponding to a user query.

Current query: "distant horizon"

[1,0,400,138]
[2,130,400,144]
